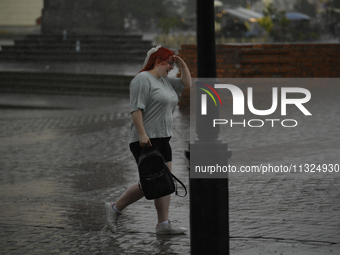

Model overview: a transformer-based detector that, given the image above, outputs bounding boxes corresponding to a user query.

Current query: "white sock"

[158,220,169,226]
[112,204,122,214]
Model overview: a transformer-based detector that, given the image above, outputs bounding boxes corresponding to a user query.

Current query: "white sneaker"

[104,202,119,233]
[156,221,187,235]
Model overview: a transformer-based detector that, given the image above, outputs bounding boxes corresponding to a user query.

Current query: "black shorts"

[129,137,172,164]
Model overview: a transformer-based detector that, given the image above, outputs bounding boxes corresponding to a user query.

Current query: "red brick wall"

[177,43,340,109]
[178,44,340,78]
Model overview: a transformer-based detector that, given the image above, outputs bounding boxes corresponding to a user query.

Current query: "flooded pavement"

[0,93,190,254]
[191,82,340,254]
[0,88,339,254]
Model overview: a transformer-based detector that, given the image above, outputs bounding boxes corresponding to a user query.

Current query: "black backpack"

[138,146,187,200]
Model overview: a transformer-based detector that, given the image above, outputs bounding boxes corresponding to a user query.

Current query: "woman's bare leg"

[154,162,172,223]
[115,183,144,211]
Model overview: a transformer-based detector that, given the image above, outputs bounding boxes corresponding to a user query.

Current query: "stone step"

[2,45,150,52]
[0,52,145,62]
[12,41,152,48]
[0,82,129,96]
[1,48,146,55]
[19,38,152,44]
[0,33,153,63]
[19,34,151,46]
[0,71,132,82]
[0,71,133,96]
[25,34,144,40]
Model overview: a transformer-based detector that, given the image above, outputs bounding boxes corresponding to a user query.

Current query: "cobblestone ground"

[0,89,339,254]
[221,86,340,254]
[0,93,190,255]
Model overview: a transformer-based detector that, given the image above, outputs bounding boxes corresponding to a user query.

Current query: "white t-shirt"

[129,71,184,143]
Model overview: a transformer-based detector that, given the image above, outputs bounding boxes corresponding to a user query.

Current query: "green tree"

[258,3,291,41]
[159,15,181,34]
[123,0,183,33]
[293,0,322,41]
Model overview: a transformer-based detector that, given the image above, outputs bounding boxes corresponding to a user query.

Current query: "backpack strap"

[171,173,187,197]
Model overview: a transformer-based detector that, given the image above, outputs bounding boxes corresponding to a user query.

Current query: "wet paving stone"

[0,91,339,254]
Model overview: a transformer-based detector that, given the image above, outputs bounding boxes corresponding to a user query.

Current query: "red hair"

[140,47,175,73]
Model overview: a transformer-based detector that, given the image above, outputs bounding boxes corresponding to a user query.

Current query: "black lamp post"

[189,1,231,254]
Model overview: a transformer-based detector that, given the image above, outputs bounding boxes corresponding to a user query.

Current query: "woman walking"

[105,46,191,235]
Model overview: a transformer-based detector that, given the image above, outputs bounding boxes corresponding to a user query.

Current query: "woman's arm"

[131,109,151,147]
[174,55,191,90]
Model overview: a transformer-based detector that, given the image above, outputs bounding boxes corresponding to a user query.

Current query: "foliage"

[258,1,321,42]
[159,16,181,35]
[258,3,291,41]
[122,0,184,33]
[258,16,273,32]
[123,0,163,31]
